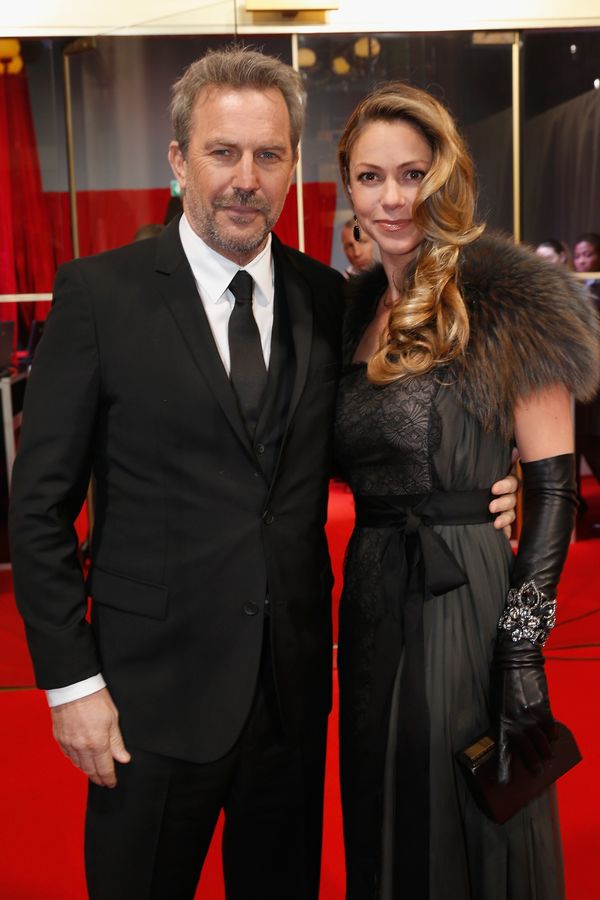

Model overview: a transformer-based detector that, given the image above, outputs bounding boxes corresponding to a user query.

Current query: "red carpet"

[0,506,89,688]
[1,482,598,898]
[0,684,343,899]
[0,572,35,687]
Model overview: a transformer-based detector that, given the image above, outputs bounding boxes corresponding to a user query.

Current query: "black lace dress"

[334,286,566,900]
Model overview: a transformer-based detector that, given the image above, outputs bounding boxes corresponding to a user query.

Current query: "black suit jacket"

[9,218,345,763]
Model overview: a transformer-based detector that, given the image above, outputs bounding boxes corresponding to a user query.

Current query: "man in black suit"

[9,48,516,899]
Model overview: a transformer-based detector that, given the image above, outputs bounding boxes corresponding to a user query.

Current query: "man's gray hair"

[171,46,306,156]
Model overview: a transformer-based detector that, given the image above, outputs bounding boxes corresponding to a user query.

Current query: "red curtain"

[0,68,53,337]
[273,182,337,266]
[303,182,337,266]
[42,182,338,269]
[0,70,18,328]
[0,63,337,341]
[43,187,172,264]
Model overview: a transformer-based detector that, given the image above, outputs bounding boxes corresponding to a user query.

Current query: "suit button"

[243,601,259,616]
[256,442,265,454]
[262,509,274,525]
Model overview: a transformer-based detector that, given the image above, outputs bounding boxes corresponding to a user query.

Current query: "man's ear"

[168,141,186,188]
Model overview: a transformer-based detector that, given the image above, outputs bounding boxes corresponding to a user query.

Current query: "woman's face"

[573,240,600,273]
[347,119,433,274]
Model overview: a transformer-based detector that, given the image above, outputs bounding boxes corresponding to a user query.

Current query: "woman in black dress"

[334,83,599,899]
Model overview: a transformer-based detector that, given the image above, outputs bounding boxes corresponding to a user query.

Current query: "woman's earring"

[353,216,361,242]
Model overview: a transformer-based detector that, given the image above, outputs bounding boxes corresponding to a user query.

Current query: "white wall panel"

[3,0,600,36]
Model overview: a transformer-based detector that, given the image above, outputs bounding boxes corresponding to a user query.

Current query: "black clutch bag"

[456,721,582,824]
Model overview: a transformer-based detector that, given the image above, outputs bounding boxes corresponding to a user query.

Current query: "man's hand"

[489,474,519,538]
[51,687,131,788]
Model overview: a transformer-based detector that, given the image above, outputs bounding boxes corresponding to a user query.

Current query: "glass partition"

[0,39,68,344]
[63,35,295,258]
[5,28,600,305]
[1,33,295,351]
[522,28,600,255]
[297,32,513,274]
[2,25,600,551]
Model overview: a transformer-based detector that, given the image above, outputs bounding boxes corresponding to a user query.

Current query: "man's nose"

[232,153,260,192]
[381,178,407,209]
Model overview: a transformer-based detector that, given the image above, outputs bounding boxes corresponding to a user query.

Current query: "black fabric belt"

[353,489,493,898]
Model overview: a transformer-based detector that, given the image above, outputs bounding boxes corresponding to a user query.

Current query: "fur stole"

[344,233,600,438]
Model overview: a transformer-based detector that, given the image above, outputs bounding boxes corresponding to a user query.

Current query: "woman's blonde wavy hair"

[338,82,484,383]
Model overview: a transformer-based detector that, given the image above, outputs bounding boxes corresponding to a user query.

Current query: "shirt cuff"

[46,673,107,708]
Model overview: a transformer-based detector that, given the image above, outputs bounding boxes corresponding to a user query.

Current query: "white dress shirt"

[179,213,275,371]
[46,214,276,707]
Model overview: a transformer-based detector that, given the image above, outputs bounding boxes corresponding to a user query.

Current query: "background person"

[535,238,571,267]
[340,216,375,277]
[335,82,599,899]
[573,231,600,301]
[133,222,165,241]
[573,231,600,509]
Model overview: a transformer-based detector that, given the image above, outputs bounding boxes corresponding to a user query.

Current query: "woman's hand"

[492,636,555,783]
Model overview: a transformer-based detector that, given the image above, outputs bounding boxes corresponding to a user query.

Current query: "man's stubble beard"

[185,188,279,258]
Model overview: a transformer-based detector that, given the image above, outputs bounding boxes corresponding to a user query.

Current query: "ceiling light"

[332,56,351,75]
[353,37,381,59]
[298,47,317,68]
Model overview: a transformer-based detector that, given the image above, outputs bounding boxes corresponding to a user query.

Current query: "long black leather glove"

[491,453,577,784]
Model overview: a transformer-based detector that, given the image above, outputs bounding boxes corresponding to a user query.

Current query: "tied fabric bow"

[380,505,468,621]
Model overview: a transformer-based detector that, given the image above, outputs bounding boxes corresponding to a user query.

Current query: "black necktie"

[227,270,267,436]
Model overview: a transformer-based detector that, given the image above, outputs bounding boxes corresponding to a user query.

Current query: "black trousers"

[85,633,328,900]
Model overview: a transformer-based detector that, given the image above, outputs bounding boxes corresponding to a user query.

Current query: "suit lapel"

[271,235,313,432]
[154,218,252,455]
[261,236,314,493]
[153,223,315,477]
